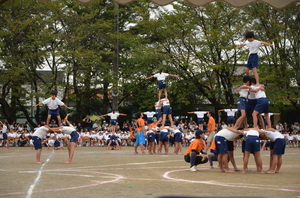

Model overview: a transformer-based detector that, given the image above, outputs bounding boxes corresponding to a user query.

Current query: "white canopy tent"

[39,0,299,9]
[0,0,298,8]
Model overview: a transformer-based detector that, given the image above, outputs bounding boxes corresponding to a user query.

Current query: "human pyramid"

[143,31,285,174]
[2,32,286,174]
[184,31,285,174]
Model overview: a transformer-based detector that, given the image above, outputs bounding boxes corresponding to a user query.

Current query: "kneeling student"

[184,130,208,172]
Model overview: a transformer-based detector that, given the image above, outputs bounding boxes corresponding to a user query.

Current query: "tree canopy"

[0,0,299,125]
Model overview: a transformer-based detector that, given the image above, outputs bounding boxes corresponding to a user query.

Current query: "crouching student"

[257,128,286,173]
[50,126,79,164]
[184,130,208,172]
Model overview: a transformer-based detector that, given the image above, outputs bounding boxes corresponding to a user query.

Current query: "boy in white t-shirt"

[32,90,73,126]
[238,31,273,84]
[146,69,179,100]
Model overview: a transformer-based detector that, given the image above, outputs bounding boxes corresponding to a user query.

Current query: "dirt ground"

[0,146,299,198]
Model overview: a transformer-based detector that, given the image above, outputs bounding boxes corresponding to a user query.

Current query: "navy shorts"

[197,118,204,125]
[155,109,162,118]
[158,80,167,90]
[110,119,117,126]
[270,138,286,155]
[174,132,182,143]
[32,136,42,150]
[70,131,79,143]
[254,98,270,113]
[163,106,172,115]
[48,108,60,117]
[227,116,235,124]
[54,140,60,147]
[159,131,169,142]
[246,99,257,114]
[215,136,228,154]
[245,135,260,153]
[238,97,247,111]
[2,133,7,140]
[247,54,258,68]
[147,118,153,124]
[226,141,234,151]
[147,132,155,143]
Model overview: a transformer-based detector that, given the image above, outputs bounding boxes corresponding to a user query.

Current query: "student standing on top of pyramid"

[146,69,179,100]
[238,31,273,84]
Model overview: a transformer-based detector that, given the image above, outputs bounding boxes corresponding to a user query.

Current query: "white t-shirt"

[42,97,64,110]
[216,129,240,141]
[60,126,76,135]
[32,126,49,139]
[155,101,162,110]
[144,111,156,118]
[193,111,207,118]
[153,73,169,81]
[251,85,266,99]
[248,88,257,100]
[108,112,120,120]
[264,130,284,142]
[243,129,259,137]
[161,99,170,107]
[224,109,238,117]
[246,40,261,55]
[239,86,249,98]
[2,125,7,133]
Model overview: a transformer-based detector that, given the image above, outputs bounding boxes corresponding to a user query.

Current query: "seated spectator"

[18,132,28,147]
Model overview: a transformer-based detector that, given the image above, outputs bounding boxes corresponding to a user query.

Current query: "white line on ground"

[26,151,54,198]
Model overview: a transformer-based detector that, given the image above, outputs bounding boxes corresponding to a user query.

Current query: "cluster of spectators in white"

[0,119,300,148]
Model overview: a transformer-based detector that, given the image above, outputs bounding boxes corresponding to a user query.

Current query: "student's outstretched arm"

[145,76,154,80]
[261,42,273,47]
[238,44,246,49]
[169,74,179,78]
[63,104,73,109]
[32,102,43,107]
[226,127,244,134]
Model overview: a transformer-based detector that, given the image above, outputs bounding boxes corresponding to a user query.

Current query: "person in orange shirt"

[184,130,208,172]
[134,112,146,154]
[204,112,216,153]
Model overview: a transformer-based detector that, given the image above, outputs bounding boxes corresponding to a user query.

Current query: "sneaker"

[190,166,197,172]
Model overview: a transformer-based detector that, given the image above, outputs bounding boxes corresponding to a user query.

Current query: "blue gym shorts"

[197,118,204,125]
[254,98,270,113]
[159,131,169,142]
[245,135,260,153]
[147,118,153,124]
[226,140,234,151]
[70,131,79,143]
[155,109,162,118]
[110,119,117,126]
[246,99,257,114]
[48,108,60,117]
[2,133,8,140]
[215,136,228,154]
[147,132,155,143]
[227,116,235,124]
[32,136,42,150]
[174,132,182,142]
[247,54,258,69]
[158,80,167,90]
[163,106,172,115]
[270,138,286,155]
[238,97,247,111]
[135,131,145,145]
